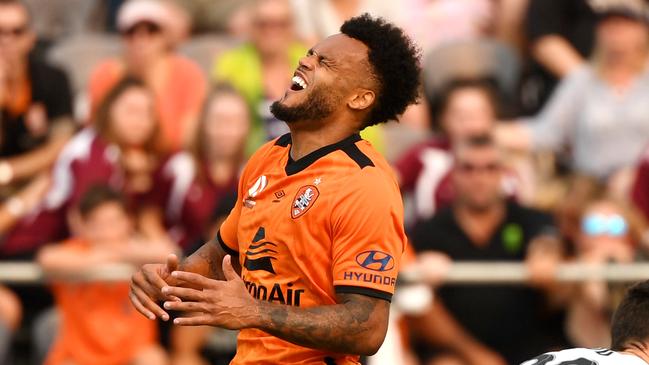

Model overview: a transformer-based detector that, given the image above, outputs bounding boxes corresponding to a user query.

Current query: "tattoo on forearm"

[178,241,225,280]
[259,293,387,354]
[201,242,225,280]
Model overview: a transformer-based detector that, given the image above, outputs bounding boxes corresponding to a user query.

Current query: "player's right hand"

[130,254,179,321]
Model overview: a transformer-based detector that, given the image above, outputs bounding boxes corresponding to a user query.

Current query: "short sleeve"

[526,0,567,42]
[410,217,439,254]
[331,171,407,302]
[39,65,73,120]
[527,67,589,152]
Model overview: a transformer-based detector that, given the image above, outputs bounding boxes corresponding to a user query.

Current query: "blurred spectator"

[0,174,53,364]
[158,0,192,46]
[395,79,519,226]
[499,4,649,180]
[213,0,306,155]
[38,185,169,365]
[290,0,397,45]
[397,0,529,53]
[142,84,248,251]
[0,77,166,259]
[398,0,494,51]
[171,0,255,35]
[563,192,645,348]
[407,135,564,365]
[89,0,207,152]
[0,0,75,194]
[22,0,101,41]
[168,192,238,365]
[522,0,596,113]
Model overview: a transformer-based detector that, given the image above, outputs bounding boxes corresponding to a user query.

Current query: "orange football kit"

[217,133,407,364]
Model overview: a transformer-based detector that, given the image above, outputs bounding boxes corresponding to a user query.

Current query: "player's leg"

[170,325,212,365]
[131,344,169,365]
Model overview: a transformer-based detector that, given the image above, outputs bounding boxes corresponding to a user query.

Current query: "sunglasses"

[0,25,27,38]
[122,22,162,38]
[456,162,501,173]
[581,213,628,237]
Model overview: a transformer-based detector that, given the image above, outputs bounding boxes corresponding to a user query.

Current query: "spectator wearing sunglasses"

[0,0,75,196]
[88,0,207,153]
[564,193,645,349]
[407,135,565,365]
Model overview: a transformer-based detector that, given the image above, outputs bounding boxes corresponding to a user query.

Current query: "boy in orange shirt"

[38,185,172,365]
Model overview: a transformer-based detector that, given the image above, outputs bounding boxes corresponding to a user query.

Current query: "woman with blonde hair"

[497,3,649,182]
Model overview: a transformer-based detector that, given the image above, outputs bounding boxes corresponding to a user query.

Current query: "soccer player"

[521,280,649,365]
[129,13,421,365]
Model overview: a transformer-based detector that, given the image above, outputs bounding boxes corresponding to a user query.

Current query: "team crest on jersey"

[291,185,319,219]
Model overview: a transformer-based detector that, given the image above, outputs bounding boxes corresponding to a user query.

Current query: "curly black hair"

[340,13,422,128]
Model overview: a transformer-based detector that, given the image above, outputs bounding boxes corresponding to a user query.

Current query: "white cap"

[116,0,172,32]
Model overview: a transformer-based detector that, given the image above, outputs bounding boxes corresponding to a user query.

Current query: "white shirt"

[521,348,647,365]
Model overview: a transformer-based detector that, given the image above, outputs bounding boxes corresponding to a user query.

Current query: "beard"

[270,83,339,124]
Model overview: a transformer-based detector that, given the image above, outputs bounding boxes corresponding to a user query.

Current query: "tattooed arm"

[163,256,390,356]
[257,293,390,355]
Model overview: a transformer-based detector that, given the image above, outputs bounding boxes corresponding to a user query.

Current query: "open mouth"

[290,74,308,91]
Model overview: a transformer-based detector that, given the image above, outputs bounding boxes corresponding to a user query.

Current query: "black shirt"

[521,0,597,114]
[0,55,73,157]
[411,201,561,364]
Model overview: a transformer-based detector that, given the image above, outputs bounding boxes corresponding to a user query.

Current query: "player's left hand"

[161,255,258,330]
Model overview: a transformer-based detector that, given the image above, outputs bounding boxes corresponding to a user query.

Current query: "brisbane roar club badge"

[291,185,319,219]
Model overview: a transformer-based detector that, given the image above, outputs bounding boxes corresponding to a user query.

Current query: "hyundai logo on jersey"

[355,250,395,272]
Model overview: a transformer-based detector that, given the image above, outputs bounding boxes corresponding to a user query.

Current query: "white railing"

[0,262,136,284]
[2,262,649,284]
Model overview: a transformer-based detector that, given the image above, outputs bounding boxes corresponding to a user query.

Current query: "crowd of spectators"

[2,0,649,364]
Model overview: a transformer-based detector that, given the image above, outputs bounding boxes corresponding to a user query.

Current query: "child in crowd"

[38,185,172,365]
[565,194,645,348]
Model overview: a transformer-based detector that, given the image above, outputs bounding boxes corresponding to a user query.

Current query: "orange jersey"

[218,133,407,364]
[45,239,157,365]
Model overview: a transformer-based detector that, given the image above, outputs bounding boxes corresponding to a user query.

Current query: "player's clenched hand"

[162,255,258,330]
[130,253,180,321]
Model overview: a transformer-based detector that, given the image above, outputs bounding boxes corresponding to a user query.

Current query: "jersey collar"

[275,133,362,176]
